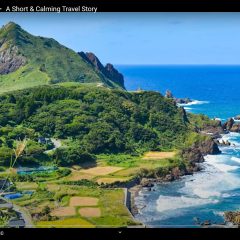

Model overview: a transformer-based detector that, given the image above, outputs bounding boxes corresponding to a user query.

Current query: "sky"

[1,12,240,65]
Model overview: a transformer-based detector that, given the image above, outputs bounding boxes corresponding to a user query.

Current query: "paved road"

[0,196,34,228]
[12,204,34,228]
[44,138,62,154]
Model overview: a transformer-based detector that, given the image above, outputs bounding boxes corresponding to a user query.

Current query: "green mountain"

[0,22,125,94]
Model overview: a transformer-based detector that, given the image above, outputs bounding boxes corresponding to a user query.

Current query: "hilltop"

[0,22,125,93]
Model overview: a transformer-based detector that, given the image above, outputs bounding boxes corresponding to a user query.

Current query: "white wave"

[204,155,239,172]
[213,211,225,217]
[178,154,240,200]
[213,118,223,121]
[181,173,235,199]
[221,132,240,139]
[231,157,240,164]
[140,133,240,221]
[156,195,218,212]
[233,118,240,122]
[211,163,239,172]
[184,107,192,111]
[220,133,240,147]
[178,100,209,107]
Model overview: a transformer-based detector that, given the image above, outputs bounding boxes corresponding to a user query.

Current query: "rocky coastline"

[165,90,193,104]
[128,116,240,227]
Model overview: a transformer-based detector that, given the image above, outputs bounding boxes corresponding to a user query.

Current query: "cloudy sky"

[1,12,240,65]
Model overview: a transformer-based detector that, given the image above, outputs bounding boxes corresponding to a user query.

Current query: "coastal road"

[0,196,34,228]
[12,203,34,228]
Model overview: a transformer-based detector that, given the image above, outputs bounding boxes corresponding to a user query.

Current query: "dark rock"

[211,133,222,139]
[234,115,240,120]
[164,174,174,181]
[165,90,173,98]
[230,124,240,133]
[164,90,193,104]
[78,51,125,89]
[140,178,154,188]
[201,122,224,138]
[171,167,183,179]
[79,52,104,72]
[201,220,211,226]
[222,118,234,131]
[212,132,222,139]
[181,138,221,167]
[198,138,221,155]
[181,146,204,165]
[175,97,192,104]
[0,45,26,74]
[104,63,124,88]
[225,211,240,225]
[218,140,231,146]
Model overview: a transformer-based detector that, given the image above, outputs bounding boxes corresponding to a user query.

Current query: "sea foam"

[178,100,209,107]
[231,157,240,164]
[156,195,218,212]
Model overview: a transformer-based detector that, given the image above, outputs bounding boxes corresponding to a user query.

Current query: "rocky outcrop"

[164,90,192,104]
[198,138,221,155]
[200,120,224,139]
[230,124,240,133]
[79,52,105,72]
[221,118,240,133]
[181,146,204,165]
[104,63,124,88]
[0,45,26,74]
[215,139,231,146]
[181,138,221,167]
[175,97,192,104]
[225,211,240,225]
[201,127,223,139]
[234,115,240,120]
[165,90,173,98]
[140,178,154,188]
[78,51,125,89]
[222,118,234,131]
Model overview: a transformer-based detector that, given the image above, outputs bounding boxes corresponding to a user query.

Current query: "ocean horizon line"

[116,64,240,67]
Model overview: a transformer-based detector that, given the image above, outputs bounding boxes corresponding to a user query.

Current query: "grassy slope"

[0,22,123,93]
[0,64,49,94]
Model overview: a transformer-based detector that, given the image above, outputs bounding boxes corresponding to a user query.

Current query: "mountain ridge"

[0,22,125,93]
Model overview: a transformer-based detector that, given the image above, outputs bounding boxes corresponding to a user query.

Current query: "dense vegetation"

[0,84,194,167]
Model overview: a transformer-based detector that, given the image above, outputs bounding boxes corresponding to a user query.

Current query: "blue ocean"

[118,65,240,227]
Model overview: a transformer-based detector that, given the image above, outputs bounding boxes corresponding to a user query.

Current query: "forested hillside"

[0,85,197,166]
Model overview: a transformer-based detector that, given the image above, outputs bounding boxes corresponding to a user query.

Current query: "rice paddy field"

[5,152,177,228]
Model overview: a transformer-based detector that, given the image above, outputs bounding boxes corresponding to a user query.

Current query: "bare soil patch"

[80,166,123,176]
[68,170,94,181]
[143,151,175,160]
[79,207,101,217]
[69,197,99,207]
[51,207,76,217]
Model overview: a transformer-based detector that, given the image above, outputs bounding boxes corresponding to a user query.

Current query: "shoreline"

[127,130,240,228]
